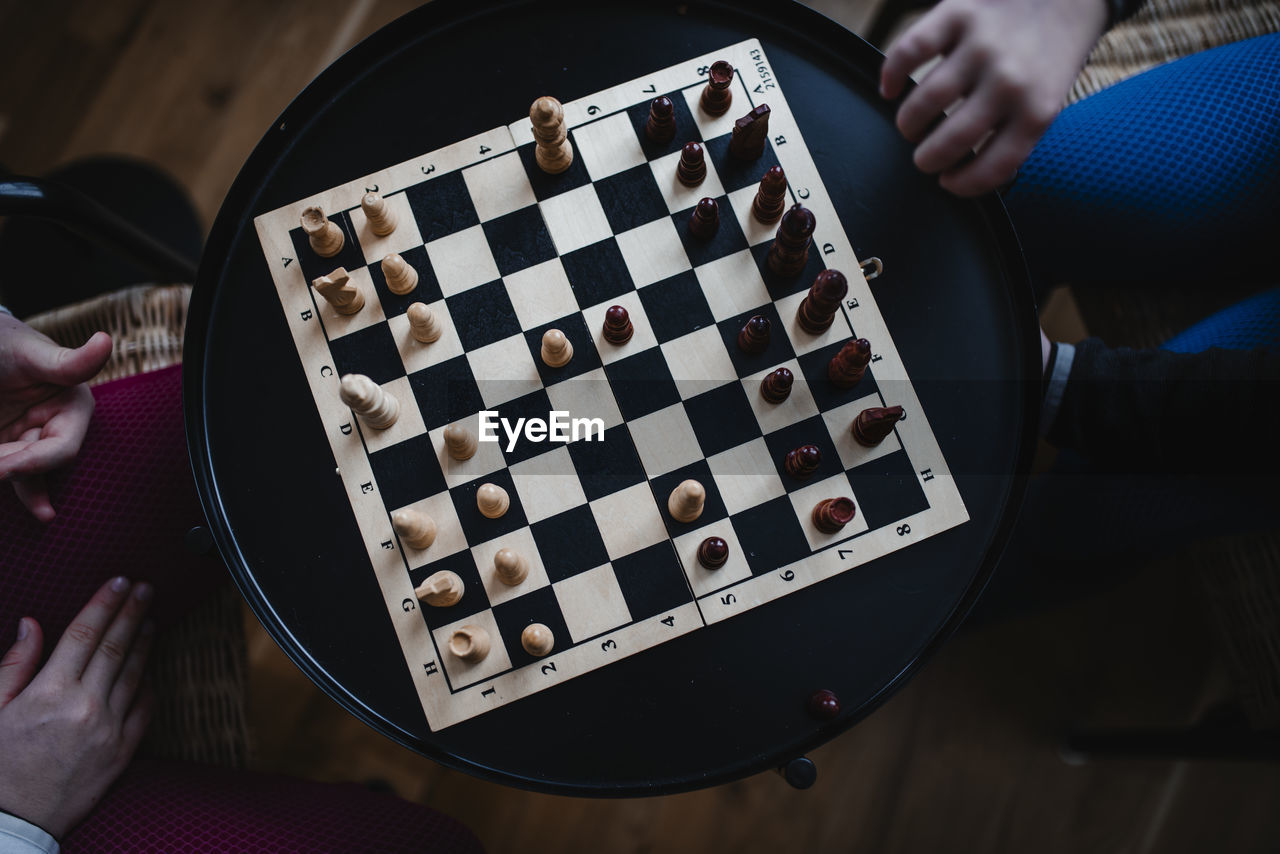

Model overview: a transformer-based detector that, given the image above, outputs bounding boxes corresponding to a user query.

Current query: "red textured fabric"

[63,760,485,853]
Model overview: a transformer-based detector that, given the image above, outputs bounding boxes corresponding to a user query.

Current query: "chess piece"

[752,165,787,224]
[407,302,442,343]
[339,373,398,430]
[737,314,771,355]
[531,95,573,174]
[521,623,554,657]
[852,405,904,446]
[392,507,437,549]
[808,689,841,720]
[760,366,794,403]
[361,191,397,236]
[797,269,849,334]
[301,206,343,257]
[784,444,822,479]
[767,204,816,278]
[645,96,676,144]
[541,328,573,367]
[448,625,490,662]
[414,570,463,607]
[381,253,418,295]
[443,423,477,461]
[697,536,729,569]
[677,141,706,187]
[477,483,510,519]
[493,548,529,586]
[828,338,873,389]
[313,268,364,315]
[729,104,770,160]
[688,197,720,240]
[812,497,856,534]
[602,305,634,344]
[700,60,734,115]
[668,479,705,523]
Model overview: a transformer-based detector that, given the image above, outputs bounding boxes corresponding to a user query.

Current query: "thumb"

[30,332,113,387]
[0,618,45,706]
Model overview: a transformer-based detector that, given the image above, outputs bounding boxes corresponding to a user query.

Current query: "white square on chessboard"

[509,446,588,525]
[312,265,386,339]
[789,473,870,551]
[694,250,772,322]
[428,418,505,489]
[391,491,468,565]
[590,482,668,561]
[472,527,550,607]
[545,368,624,433]
[682,81,742,141]
[538,184,613,255]
[613,217,692,288]
[823,393,902,471]
[581,291,658,366]
[660,326,738,400]
[648,146,727,215]
[552,564,632,643]
[628,404,702,477]
[708,438,786,516]
[467,334,542,409]
[425,225,501,297]
[673,522,751,599]
[572,111,647,180]
[503,259,579,329]
[347,192,424,264]
[358,376,426,454]
[774,287,850,356]
[742,358,819,435]
[433,610,512,686]
[462,152,537,222]
[388,300,465,375]
[727,184,778,248]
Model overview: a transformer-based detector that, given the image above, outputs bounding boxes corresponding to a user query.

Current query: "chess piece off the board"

[339,373,398,430]
[361,191,397,236]
[415,570,463,607]
[785,444,822,479]
[531,96,573,174]
[688,197,720,240]
[760,366,793,403]
[737,314,771,355]
[313,268,364,315]
[382,253,418,295]
[752,166,787,224]
[767,204,815,278]
[541,328,573,367]
[645,96,676,144]
[797,270,848,334]
[477,483,510,519]
[852,405,904,446]
[493,548,529,586]
[449,625,490,663]
[812,497,856,534]
[300,206,344,257]
[602,305,634,345]
[393,507,437,549]
[700,60,734,115]
[697,536,729,569]
[444,423,477,461]
[729,104,770,160]
[521,623,554,657]
[407,302,442,344]
[828,338,872,389]
[668,479,705,523]
[677,141,706,187]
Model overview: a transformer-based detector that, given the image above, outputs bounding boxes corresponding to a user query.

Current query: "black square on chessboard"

[847,449,929,531]
[523,313,602,386]
[593,165,669,234]
[408,356,486,431]
[627,91,702,160]
[603,347,681,421]
[491,586,575,670]
[531,505,610,583]
[796,341,881,414]
[368,432,447,512]
[288,213,366,286]
[647,459,729,539]
[566,424,646,502]
[682,382,761,459]
[482,206,557,277]
[517,139,591,201]
[637,271,715,343]
[449,469,528,547]
[367,245,442,318]
[731,494,812,575]
[750,240,827,302]
[715,303,796,378]
[702,132,782,193]
[404,171,480,243]
[762,415,844,491]
[670,195,748,268]
[408,550,489,631]
[491,388,557,467]
[445,280,522,350]
[561,238,636,310]
[610,542,694,621]
[327,322,403,387]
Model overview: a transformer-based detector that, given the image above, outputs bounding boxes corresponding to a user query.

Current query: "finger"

[0,618,45,706]
[42,577,132,681]
[30,331,113,387]
[895,49,983,143]
[0,389,94,480]
[108,620,154,715]
[880,10,965,100]
[82,582,153,695]
[117,681,154,765]
[939,120,1042,197]
[12,474,54,523]
[913,84,1008,174]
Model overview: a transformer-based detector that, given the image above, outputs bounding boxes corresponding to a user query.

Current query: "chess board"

[253,38,968,731]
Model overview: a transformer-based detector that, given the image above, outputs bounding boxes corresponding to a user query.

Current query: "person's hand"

[0,577,154,839]
[880,0,1108,196]
[0,312,112,521]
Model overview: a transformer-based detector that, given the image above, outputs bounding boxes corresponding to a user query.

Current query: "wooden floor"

[4,1,1279,851]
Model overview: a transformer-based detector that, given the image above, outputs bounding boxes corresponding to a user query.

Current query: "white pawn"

[444,423,477,461]
[477,483,510,519]
[339,374,398,430]
[382,253,418,295]
[407,302,441,344]
[668,479,705,523]
[521,623,554,657]
[540,328,572,367]
[493,548,529,586]
[361,192,397,236]
[392,507,437,549]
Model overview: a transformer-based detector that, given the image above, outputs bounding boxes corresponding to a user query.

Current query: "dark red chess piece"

[760,366,793,403]
[784,444,822,479]
[729,103,770,160]
[688,197,720,240]
[812,497,856,534]
[645,96,676,144]
[677,141,706,187]
[602,304,634,345]
[766,203,815,278]
[737,314,771,354]
[700,60,734,116]
[796,269,849,334]
[808,689,841,721]
[752,165,787,224]
[697,536,729,569]
[828,338,872,389]
[852,405,904,447]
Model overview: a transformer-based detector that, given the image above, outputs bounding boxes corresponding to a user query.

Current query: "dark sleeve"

[1047,337,1280,473]
[1103,0,1147,27]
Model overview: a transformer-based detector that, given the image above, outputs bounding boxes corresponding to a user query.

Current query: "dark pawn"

[688,197,720,240]
[808,689,841,721]
[752,165,787,224]
[828,338,872,388]
[677,141,706,187]
[603,304,634,345]
[766,203,815,278]
[699,60,734,116]
[852,405,904,446]
[760,366,793,403]
[645,96,676,144]
[812,497,856,534]
[729,103,770,160]
[784,444,822,479]
[796,269,849,334]
[737,314,771,355]
[697,536,729,569]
